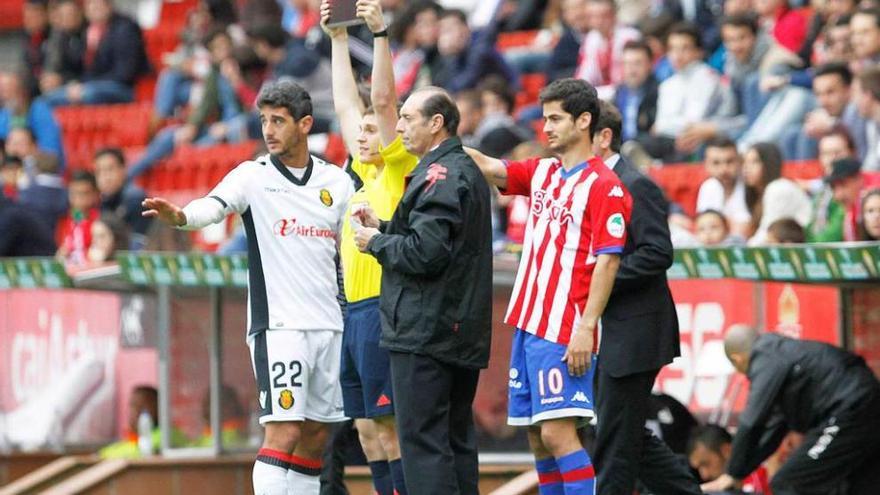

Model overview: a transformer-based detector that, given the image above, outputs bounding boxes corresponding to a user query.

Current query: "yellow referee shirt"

[341,136,418,302]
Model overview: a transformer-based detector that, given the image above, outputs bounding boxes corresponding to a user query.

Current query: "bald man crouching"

[702,326,880,495]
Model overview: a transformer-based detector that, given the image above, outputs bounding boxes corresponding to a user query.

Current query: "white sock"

[253,459,289,495]
[287,470,320,495]
[288,455,321,495]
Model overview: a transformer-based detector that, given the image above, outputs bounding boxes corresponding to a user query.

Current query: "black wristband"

[373,28,388,38]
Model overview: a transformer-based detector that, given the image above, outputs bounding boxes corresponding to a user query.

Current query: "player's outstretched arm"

[322,0,365,157]
[463,147,508,189]
[359,0,398,146]
[143,196,228,230]
[142,197,186,226]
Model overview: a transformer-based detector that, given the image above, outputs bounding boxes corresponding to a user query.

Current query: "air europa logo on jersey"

[531,190,575,225]
[273,218,337,239]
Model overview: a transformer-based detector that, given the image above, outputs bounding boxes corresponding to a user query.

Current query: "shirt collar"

[605,153,621,170]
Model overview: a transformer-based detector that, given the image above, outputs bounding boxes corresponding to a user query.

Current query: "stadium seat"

[55,103,153,170]
[0,0,24,31]
[496,30,540,51]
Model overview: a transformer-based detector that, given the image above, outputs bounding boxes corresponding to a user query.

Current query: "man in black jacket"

[353,86,493,495]
[43,0,149,106]
[703,326,880,495]
[590,101,702,495]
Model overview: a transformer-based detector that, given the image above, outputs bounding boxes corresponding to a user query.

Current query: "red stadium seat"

[496,30,540,51]
[56,103,153,170]
[0,0,24,31]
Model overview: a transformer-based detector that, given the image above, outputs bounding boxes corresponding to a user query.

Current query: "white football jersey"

[209,153,354,335]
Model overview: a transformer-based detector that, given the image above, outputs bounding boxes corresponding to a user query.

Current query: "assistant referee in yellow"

[323,1,417,493]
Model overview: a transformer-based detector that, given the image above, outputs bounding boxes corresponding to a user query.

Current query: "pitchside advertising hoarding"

[0,246,876,448]
[0,290,157,450]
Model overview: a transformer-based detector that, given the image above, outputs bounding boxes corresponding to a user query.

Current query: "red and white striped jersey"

[501,156,632,345]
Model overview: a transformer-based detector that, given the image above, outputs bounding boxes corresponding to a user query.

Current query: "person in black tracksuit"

[353,87,493,495]
[704,326,880,495]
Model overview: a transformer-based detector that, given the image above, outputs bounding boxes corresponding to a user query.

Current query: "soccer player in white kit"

[143,80,354,495]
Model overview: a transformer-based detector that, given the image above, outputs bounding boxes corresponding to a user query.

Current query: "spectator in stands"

[128,29,243,181]
[687,424,772,493]
[765,217,807,244]
[755,0,808,53]
[93,148,151,250]
[8,152,67,233]
[809,157,865,241]
[545,0,590,82]
[247,23,333,130]
[87,214,129,263]
[743,142,811,245]
[387,0,441,97]
[4,128,67,231]
[614,40,658,143]
[804,129,855,240]
[0,193,56,257]
[429,9,517,93]
[859,188,880,240]
[456,90,484,147]
[574,0,641,99]
[39,0,85,95]
[694,209,744,246]
[850,8,880,70]
[471,76,531,157]
[781,62,867,160]
[639,13,676,83]
[854,66,880,171]
[799,0,857,66]
[57,170,101,266]
[635,22,728,163]
[20,0,52,97]
[696,137,752,237]
[149,0,245,135]
[721,13,802,125]
[0,70,65,166]
[42,0,150,106]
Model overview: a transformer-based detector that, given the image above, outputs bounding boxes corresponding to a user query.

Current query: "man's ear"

[577,112,592,133]
[430,114,445,135]
[298,115,314,134]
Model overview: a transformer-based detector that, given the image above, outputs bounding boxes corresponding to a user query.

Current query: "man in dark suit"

[590,101,702,495]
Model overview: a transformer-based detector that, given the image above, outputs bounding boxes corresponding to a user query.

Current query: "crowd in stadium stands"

[2,0,880,262]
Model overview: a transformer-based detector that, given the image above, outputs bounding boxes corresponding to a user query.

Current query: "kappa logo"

[606,213,625,238]
[608,185,624,198]
[259,390,268,409]
[571,391,589,403]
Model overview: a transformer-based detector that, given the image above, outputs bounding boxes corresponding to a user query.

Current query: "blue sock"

[389,458,407,495]
[535,457,565,495]
[556,449,595,495]
[368,460,393,495]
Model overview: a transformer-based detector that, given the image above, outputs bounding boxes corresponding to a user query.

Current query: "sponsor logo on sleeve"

[606,213,625,238]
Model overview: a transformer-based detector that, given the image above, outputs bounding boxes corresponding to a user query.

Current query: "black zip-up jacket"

[367,137,493,369]
[727,333,880,478]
